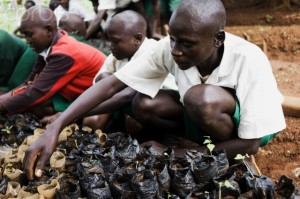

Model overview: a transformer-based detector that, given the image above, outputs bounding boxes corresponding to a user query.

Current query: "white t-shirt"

[94,37,177,90]
[97,0,139,10]
[54,0,96,24]
[115,32,286,139]
[97,0,140,29]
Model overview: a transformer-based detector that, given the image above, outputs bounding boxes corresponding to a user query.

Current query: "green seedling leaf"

[224,180,234,189]
[207,143,215,153]
[203,139,211,144]
[1,125,13,134]
[5,163,13,170]
[203,136,215,155]
[234,154,245,160]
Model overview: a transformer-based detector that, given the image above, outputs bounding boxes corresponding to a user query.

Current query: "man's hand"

[40,112,62,125]
[23,128,58,180]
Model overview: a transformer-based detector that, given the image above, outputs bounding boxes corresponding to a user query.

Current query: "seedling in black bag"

[218,180,234,199]
[203,136,215,155]
[234,154,254,178]
[1,125,13,134]
[4,163,13,170]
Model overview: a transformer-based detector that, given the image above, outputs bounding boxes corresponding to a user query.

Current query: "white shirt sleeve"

[98,0,116,10]
[69,1,96,21]
[115,37,172,98]
[235,46,286,139]
[93,54,116,84]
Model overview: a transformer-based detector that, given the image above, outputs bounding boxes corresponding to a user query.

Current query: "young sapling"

[218,180,234,199]
[203,136,215,155]
[1,125,13,134]
[234,153,255,178]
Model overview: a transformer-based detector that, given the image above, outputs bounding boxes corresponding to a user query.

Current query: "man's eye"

[23,32,32,37]
[182,42,193,47]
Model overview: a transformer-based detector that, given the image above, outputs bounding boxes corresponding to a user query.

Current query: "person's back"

[0,29,37,93]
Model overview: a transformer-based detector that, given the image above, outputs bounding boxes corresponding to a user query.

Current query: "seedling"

[163,152,169,157]
[62,149,67,154]
[218,180,234,199]
[265,14,273,23]
[74,139,78,148]
[135,161,139,169]
[204,191,210,198]
[167,192,171,199]
[234,153,254,178]
[5,163,13,170]
[1,125,13,134]
[203,136,215,155]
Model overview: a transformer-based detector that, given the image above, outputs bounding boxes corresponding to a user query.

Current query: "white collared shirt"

[39,47,51,61]
[97,0,140,29]
[97,0,139,10]
[54,0,96,24]
[115,33,286,139]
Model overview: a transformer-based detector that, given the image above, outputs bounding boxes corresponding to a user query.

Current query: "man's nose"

[171,44,183,56]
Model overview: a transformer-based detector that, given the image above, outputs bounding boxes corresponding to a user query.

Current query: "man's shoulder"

[53,32,105,57]
[224,32,266,60]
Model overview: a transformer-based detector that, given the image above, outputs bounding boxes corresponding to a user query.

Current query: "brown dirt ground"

[225,6,300,186]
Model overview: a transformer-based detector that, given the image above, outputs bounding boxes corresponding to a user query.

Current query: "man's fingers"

[40,116,51,125]
[35,151,51,178]
[23,149,39,180]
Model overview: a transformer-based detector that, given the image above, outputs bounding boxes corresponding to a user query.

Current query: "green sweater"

[0,29,37,92]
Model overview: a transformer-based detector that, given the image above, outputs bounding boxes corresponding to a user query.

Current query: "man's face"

[106,21,138,60]
[168,13,216,70]
[21,22,52,53]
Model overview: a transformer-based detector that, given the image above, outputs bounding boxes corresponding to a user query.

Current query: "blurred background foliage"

[0,0,93,32]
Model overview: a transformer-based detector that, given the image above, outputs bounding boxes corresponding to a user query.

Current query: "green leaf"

[167,193,171,199]
[203,139,211,144]
[224,180,234,189]
[234,154,245,160]
[207,144,215,152]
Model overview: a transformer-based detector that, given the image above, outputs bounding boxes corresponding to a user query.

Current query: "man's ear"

[134,33,143,45]
[214,30,225,48]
